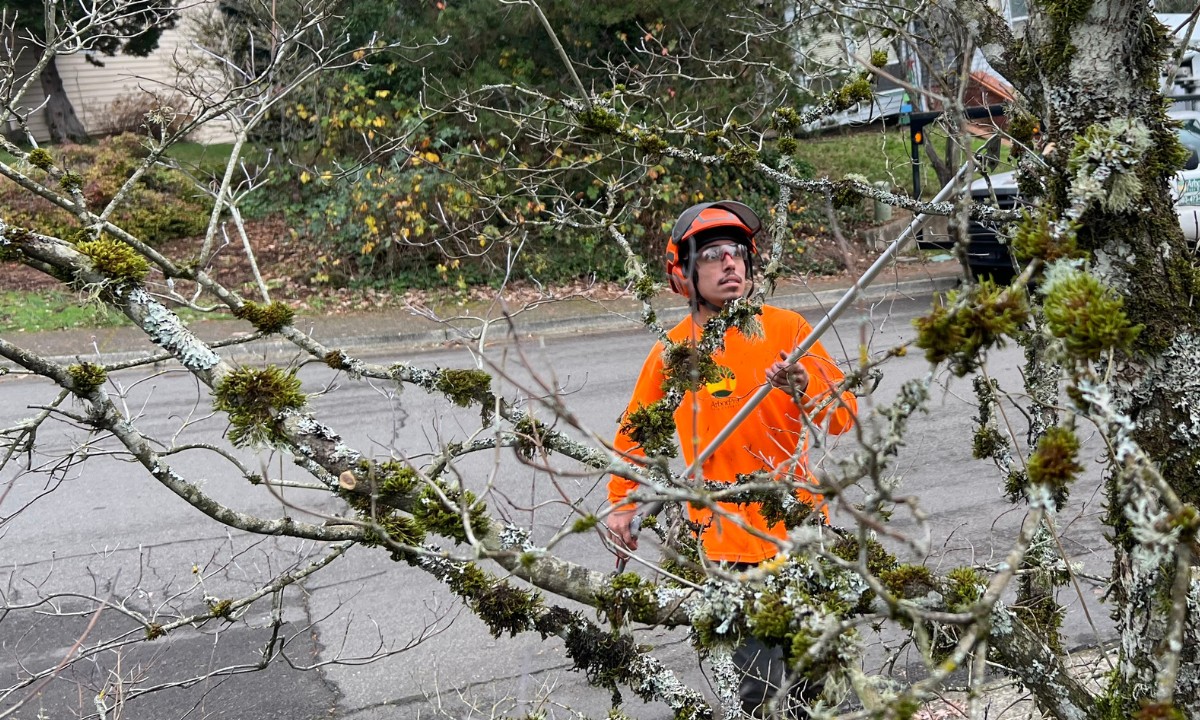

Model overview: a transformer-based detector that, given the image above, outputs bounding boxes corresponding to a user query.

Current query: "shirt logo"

[705,373,737,398]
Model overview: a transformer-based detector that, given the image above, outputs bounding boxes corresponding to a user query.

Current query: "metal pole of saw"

[680,160,972,480]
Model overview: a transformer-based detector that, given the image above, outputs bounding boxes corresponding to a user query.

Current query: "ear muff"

[665,242,692,298]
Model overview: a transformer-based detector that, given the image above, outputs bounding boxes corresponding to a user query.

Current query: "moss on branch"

[212,365,306,447]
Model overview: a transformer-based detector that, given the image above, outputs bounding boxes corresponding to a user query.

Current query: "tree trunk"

[951,0,1200,714]
[39,56,89,144]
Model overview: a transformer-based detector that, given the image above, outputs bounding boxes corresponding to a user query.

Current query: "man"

[605,200,858,716]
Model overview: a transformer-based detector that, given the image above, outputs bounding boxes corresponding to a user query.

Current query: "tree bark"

[39,56,89,143]
[950,0,1200,714]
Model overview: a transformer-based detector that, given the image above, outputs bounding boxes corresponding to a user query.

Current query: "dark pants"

[729,565,822,718]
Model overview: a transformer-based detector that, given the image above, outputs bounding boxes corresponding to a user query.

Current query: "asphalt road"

[0,294,1115,719]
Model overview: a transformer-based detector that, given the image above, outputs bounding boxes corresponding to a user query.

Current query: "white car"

[965,110,1200,279]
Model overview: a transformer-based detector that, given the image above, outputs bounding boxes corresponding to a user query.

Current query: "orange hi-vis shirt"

[609,305,857,564]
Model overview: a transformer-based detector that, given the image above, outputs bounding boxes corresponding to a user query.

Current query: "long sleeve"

[792,317,857,435]
[608,343,668,508]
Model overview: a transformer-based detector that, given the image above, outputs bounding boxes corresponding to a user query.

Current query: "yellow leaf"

[300,171,312,184]
[423,151,440,164]
[376,89,390,98]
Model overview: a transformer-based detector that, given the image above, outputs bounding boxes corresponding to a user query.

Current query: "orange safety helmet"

[665,200,762,299]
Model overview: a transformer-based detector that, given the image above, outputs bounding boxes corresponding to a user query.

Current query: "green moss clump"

[145,623,165,640]
[362,459,419,495]
[562,623,640,701]
[473,580,543,638]
[830,535,899,611]
[727,473,813,529]
[212,365,306,447]
[704,129,725,152]
[661,341,727,394]
[880,564,936,599]
[869,49,888,67]
[637,133,668,157]
[631,274,658,302]
[412,482,489,543]
[972,425,1007,460]
[434,368,494,408]
[361,513,424,561]
[1041,0,1094,74]
[533,605,577,638]
[789,626,841,681]
[26,148,53,170]
[1026,426,1082,505]
[597,572,659,626]
[771,106,801,133]
[777,136,799,155]
[76,236,150,282]
[207,598,233,618]
[1001,469,1030,505]
[831,536,899,577]
[576,107,622,134]
[831,179,860,209]
[619,400,678,457]
[1011,211,1083,264]
[233,300,294,333]
[571,514,598,533]
[67,362,107,394]
[1168,505,1200,536]
[746,590,792,644]
[514,415,550,459]
[324,349,346,369]
[445,561,492,599]
[58,170,83,192]
[913,281,1030,376]
[442,562,543,638]
[943,566,986,611]
[723,145,758,167]
[830,75,873,112]
[1042,269,1141,360]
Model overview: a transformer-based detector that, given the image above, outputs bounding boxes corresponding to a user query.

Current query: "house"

[4,5,234,144]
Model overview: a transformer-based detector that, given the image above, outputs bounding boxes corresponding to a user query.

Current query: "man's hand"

[768,351,810,400]
[606,507,639,557]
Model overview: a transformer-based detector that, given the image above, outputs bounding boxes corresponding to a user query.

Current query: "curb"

[5,273,960,370]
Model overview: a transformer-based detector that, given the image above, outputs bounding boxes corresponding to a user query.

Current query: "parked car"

[963,110,1200,281]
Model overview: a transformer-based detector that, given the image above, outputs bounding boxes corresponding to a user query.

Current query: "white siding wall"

[7,6,234,144]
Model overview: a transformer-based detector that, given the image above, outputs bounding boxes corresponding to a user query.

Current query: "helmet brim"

[670,200,762,244]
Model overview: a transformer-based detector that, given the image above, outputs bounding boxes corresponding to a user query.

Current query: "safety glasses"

[696,243,749,264]
[670,200,762,244]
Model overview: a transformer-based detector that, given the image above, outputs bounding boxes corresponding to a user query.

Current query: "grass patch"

[798,125,1007,199]
[0,290,126,333]
[0,289,211,333]
[163,142,271,176]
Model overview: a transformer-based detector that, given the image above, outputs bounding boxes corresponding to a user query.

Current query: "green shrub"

[2,133,209,244]
[276,138,844,288]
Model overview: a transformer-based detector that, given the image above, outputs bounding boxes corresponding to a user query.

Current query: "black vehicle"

[961,110,1200,282]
